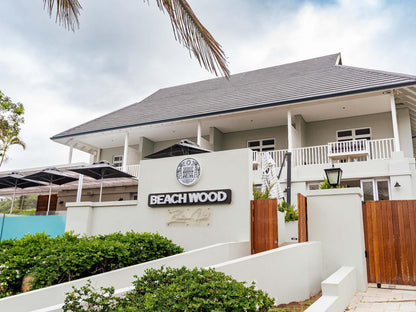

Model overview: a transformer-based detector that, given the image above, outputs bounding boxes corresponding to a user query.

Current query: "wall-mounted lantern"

[324,165,343,187]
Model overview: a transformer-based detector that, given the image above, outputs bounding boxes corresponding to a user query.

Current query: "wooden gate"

[250,199,278,254]
[36,194,57,215]
[297,193,308,243]
[362,200,416,286]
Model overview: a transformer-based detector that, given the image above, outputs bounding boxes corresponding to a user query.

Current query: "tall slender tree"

[43,0,230,78]
[0,91,25,168]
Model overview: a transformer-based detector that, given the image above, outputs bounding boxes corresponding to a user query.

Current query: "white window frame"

[113,155,123,169]
[337,127,372,142]
[307,182,320,190]
[247,138,275,152]
[360,178,391,201]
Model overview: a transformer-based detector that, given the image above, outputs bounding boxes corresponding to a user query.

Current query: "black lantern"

[324,165,343,187]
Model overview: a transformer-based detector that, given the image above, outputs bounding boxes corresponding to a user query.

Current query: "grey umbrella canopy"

[0,172,45,214]
[69,161,135,202]
[25,168,78,215]
[145,139,210,159]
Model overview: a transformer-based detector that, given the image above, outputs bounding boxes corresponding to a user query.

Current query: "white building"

[52,53,416,201]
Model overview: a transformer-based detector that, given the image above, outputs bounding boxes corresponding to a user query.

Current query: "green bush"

[319,178,333,189]
[278,200,298,222]
[63,267,275,312]
[253,184,271,200]
[0,232,183,297]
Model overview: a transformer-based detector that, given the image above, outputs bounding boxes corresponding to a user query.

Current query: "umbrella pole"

[99,177,103,202]
[47,183,52,216]
[9,187,17,214]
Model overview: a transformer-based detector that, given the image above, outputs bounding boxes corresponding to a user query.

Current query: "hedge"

[0,232,183,297]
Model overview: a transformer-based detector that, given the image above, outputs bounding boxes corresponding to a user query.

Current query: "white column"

[197,121,202,146]
[96,149,101,163]
[390,93,401,152]
[287,110,293,152]
[76,175,83,202]
[122,132,129,172]
[68,147,73,164]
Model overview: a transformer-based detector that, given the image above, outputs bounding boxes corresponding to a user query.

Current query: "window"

[360,178,390,201]
[308,183,320,191]
[336,127,371,142]
[247,138,275,152]
[113,155,123,169]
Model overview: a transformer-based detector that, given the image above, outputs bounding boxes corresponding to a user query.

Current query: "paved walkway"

[346,283,416,311]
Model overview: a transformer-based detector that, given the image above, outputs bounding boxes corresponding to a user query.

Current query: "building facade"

[52,53,416,202]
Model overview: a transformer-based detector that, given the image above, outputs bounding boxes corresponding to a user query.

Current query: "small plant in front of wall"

[319,178,347,189]
[253,183,271,200]
[319,178,333,189]
[278,200,298,222]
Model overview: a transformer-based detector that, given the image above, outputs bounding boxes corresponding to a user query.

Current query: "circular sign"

[176,158,201,186]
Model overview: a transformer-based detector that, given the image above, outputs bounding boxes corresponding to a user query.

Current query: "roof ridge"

[156,53,341,92]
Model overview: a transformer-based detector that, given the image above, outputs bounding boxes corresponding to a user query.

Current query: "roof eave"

[51,81,416,141]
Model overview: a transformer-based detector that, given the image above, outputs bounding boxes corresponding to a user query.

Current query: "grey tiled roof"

[52,53,416,139]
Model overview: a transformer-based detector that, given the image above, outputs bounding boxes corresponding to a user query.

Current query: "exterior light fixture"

[394,182,401,188]
[324,164,343,187]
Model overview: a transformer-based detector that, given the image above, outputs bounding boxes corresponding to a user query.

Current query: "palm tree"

[43,0,230,79]
[0,126,25,168]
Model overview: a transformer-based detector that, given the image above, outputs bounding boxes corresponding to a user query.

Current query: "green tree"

[0,91,25,168]
[43,0,230,79]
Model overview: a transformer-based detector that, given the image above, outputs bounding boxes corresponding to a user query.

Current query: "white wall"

[0,242,250,312]
[306,188,367,291]
[306,266,357,312]
[213,242,323,305]
[305,112,394,147]
[66,149,254,251]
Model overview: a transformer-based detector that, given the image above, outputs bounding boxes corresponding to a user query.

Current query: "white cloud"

[0,0,415,170]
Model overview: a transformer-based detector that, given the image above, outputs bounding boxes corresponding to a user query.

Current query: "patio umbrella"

[261,153,284,200]
[25,168,78,215]
[145,139,210,159]
[0,172,45,214]
[69,161,135,202]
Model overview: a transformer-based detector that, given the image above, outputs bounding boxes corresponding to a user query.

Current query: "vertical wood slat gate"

[362,200,416,286]
[298,193,308,242]
[36,194,57,215]
[250,199,278,254]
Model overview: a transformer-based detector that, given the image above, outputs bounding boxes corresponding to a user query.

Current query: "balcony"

[253,138,394,169]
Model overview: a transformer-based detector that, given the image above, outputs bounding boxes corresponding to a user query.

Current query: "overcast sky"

[0,0,415,171]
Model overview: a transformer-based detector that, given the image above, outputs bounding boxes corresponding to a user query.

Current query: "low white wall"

[285,221,298,243]
[0,242,250,312]
[306,266,357,312]
[65,149,253,251]
[306,188,367,291]
[212,242,323,305]
[278,211,285,245]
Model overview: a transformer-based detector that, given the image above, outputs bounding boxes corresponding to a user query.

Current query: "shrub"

[0,232,183,297]
[319,178,333,189]
[253,184,271,200]
[63,267,275,312]
[278,200,298,222]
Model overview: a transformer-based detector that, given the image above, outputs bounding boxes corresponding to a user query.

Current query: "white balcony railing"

[253,149,287,170]
[368,138,394,160]
[254,138,395,169]
[125,164,140,178]
[293,145,329,166]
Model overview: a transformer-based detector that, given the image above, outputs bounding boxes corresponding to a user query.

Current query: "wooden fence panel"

[298,193,308,242]
[362,200,416,286]
[250,199,278,254]
[36,195,57,214]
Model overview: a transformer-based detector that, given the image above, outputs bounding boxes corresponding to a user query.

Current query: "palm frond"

[153,0,230,79]
[42,0,229,78]
[43,0,82,31]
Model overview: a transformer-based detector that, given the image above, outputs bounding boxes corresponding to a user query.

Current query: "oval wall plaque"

[176,158,201,186]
